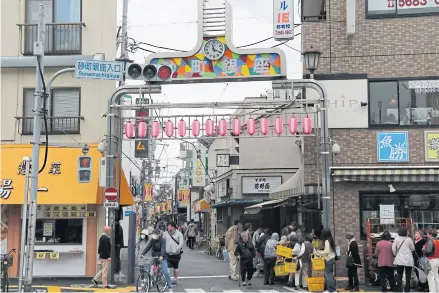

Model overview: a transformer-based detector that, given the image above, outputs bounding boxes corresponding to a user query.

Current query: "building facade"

[0,0,134,278]
[302,0,439,279]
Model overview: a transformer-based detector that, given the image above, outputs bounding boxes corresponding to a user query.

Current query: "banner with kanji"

[144,183,153,202]
[161,202,166,212]
[183,189,190,205]
[156,205,161,213]
[167,200,173,213]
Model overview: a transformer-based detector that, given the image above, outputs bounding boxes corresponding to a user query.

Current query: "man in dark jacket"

[346,232,361,292]
[257,229,272,258]
[235,231,256,286]
[115,221,124,274]
[142,229,173,290]
[92,226,112,288]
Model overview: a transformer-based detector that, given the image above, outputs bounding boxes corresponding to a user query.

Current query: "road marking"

[258,290,280,293]
[178,275,229,279]
[223,290,244,293]
[184,289,207,293]
[282,287,296,292]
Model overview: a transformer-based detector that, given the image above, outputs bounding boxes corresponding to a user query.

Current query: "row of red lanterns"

[125,116,313,139]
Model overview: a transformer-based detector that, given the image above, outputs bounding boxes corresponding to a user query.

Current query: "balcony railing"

[16,116,83,135]
[18,23,84,56]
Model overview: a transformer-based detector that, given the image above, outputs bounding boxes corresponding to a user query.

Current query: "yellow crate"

[307,277,325,292]
[274,263,289,277]
[276,245,293,258]
[284,261,296,273]
[311,254,325,271]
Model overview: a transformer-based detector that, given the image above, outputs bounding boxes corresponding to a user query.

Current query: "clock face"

[203,39,225,61]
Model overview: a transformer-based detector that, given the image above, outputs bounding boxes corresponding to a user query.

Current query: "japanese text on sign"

[75,60,123,81]
[0,179,13,199]
[368,0,439,15]
[273,0,294,40]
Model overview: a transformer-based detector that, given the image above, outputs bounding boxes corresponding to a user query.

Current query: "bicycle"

[136,257,167,293]
[215,235,225,260]
[1,249,16,292]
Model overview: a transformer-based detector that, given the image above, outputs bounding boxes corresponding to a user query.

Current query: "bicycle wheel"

[136,273,150,293]
[155,270,168,293]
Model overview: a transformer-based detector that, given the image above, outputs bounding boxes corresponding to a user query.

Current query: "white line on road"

[184,289,207,293]
[178,275,229,279]
[282,287,296,292]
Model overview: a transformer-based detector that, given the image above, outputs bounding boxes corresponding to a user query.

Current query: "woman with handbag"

[392,226,415,292]
[345,232,361,292]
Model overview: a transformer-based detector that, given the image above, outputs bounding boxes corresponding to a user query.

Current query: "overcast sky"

[117,0,302,183]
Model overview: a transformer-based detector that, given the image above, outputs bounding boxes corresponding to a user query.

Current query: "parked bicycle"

[136,256,167,293]
[1,249,16,292]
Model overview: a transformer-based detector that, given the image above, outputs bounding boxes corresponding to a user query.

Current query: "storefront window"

[360,193,439,238]
[35,219,83,244]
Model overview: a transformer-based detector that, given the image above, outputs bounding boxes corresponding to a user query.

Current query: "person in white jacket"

[163,222,184,285]
[294,234,314,290]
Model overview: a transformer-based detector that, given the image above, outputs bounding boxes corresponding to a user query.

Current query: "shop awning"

[192,199,211,213]
[331,167,439,183]
[0,145,134,206]
[269,165,304,199]
[244,198,288,215]
[212,199,263,208]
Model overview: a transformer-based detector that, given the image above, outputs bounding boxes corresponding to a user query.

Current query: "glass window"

[55,0,81,22]
[35,219,83,244]
[369,81,399,125]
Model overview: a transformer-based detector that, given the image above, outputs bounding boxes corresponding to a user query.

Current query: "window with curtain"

[23,88,80,134]
[369,79,439,126]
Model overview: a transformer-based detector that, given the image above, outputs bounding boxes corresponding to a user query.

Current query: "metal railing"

[18,23,84,55]
[16,116,83,135]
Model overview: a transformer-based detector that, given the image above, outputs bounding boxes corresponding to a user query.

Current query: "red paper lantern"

[218,119,227,136]
[247,118,256,136]
[137,121,147,138]
[288,116,298,134]
[192,119,201,137]
[274,117,283,135]
[125,121,134,138]
[205,119,214,137]
[165,120,174,137]
[231,118,241,136]
[151,120,160,138]
[260,117,269,135]
[178,119,186,137]
[302,115,312,134]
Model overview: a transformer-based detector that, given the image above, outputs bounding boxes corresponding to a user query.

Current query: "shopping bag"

[223,249,229,262]
[418,256,431,275]
[414,266,427,284]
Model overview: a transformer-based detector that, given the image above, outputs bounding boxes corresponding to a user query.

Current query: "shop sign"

[218,180,228,198]
[379,204,395,224]
[43,222,53,236]
[192,146,206,187]
[242,176,282,194]
[36,205,88,218]
[144,183,153,202]
[425,131,439,162]
[17,160,61,175]
[0,179,13,199]
[273,0,294,40]
[48,162,61,175]
[376,131,409,162]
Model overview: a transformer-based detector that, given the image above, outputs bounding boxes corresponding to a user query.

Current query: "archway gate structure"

[103,0,331,284]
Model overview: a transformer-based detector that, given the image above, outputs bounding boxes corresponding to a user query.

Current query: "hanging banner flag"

[156,205,161,213]
[183,189,190,205]
[167,200,173,213]
[144,183,153,202]
[178,190,183,201]
[161,202,166,212]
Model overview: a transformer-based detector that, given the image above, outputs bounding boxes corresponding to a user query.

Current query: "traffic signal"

[78,156,92,183]
[126,63,173,82]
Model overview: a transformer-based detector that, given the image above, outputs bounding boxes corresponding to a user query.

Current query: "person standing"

[376,231,396,292]
[235,231,256,286]
[142,229,173,292]
[225,220,242,280]
[185,219,198,250]
[115,221,124,275]
[315,228,337,293]
[163,222,184,285]
[281,222,296,237]
[424,228,439,293]
[92,226,112,288]
[414,231,428,292]
[392,227,415,293]
[345,232,361,292]
[264,233,279,285]
[294,234,314,291]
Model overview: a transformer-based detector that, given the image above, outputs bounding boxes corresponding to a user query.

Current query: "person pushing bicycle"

[142,229,173,292]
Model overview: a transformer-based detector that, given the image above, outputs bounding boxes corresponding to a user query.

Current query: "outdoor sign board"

[367,0,439,16]
[75,59,123,81]
[376,131,409,162]
[242,176,282,194]
[273,0,295,40]
[134,98,150,158]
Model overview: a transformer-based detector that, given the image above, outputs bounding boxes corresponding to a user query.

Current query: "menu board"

[37,205,88,219]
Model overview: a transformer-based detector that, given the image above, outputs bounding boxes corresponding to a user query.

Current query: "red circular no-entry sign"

[104,187,118,202]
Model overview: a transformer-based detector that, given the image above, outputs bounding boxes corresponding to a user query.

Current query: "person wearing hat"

[142,229,173,291]
[137,227,154,266]
[346,232,361,292]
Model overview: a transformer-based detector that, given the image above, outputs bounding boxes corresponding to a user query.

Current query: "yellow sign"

[49,252,60,259]
[144,183,153,202]
[167,200,173,213]
[36,252,46,259]
[425,131,439,161]
[136,141,146,151]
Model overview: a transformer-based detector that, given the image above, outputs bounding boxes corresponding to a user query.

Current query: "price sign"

[35,252,46,259]
[49,252,60,259]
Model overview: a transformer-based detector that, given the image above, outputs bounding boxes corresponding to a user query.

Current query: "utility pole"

[24,4,46,292]
[18,158,31,292]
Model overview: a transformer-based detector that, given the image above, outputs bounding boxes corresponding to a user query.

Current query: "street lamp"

[303,50,322,79]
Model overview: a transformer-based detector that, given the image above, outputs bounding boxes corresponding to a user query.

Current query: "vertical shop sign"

[192,146,206,187]
[425,131,439,162]
[144,183,153,202]
[377,131,409,162]
[273,0,294,40]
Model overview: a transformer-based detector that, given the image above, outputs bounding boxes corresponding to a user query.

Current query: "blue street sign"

[377,131,409,162]
[125,210,134,216]
[75,59,123,81]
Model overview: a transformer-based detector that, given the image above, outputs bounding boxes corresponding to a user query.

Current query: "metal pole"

[174,175,179,224]
[18,158,31,293]
[24,5,46,291]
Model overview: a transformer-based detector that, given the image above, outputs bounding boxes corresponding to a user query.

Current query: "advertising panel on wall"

[376,131,409,162]
[425,131,439,161]
[367,0,439,16]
